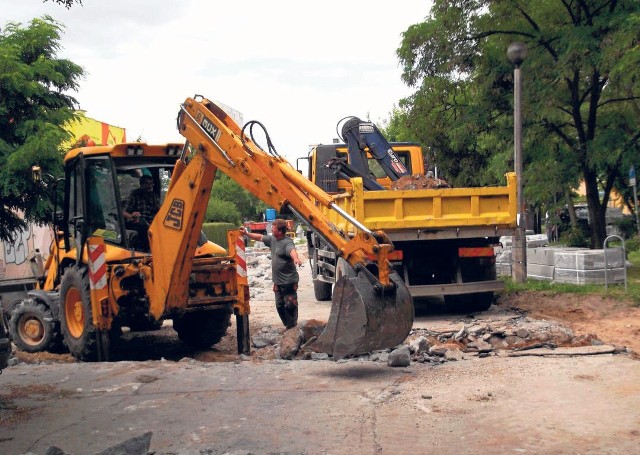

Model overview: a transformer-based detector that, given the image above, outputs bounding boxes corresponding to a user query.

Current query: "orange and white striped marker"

[235,236,247,279]
[88,241,107,290]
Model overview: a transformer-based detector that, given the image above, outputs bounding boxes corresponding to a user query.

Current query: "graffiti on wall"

[4,225,32,266]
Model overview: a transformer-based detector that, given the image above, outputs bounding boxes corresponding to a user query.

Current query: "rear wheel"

[173,310,231,348]
[59,266,100,361]
[444,292,494,313]
[8,299,60,353]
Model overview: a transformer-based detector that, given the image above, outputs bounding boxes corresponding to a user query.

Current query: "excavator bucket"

[312,265,414,359]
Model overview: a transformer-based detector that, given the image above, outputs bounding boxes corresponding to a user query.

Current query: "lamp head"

[507,42,528,67]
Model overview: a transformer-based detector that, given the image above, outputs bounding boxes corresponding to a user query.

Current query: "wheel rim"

[19,316,44,346]
[64,286,85,338]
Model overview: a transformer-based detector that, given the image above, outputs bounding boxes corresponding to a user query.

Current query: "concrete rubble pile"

[242,248,628,365]
[247,314,628,367]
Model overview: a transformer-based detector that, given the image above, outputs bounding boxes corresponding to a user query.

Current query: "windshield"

[85,157,123,243]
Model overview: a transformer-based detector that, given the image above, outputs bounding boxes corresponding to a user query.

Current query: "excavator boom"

[177,96,413,358]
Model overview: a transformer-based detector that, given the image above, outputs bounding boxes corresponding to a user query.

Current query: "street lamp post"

[507,42,528,283]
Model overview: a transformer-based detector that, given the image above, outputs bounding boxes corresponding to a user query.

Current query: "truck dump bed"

[322,173,517,239]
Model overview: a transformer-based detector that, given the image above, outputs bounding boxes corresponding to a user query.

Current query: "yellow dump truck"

[302,140,516,312]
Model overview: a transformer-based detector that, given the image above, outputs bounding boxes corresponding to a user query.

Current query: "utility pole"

[507,42,528,283]
[631,165,639,235]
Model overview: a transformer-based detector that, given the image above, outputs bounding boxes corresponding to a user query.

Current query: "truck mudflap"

[312,266,414,359]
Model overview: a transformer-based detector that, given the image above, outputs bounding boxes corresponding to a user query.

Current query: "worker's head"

[272,219,288,238]
[139,175,154,192]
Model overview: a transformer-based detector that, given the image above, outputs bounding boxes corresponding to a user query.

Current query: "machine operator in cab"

[123,175,160,250]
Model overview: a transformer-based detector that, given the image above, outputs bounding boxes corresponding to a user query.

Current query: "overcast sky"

[4,0,431,163]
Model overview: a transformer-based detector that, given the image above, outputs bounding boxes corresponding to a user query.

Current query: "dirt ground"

[497,291,640,355]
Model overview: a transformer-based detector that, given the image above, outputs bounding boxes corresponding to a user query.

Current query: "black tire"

[59,266,100,361]
[313,279,333,301]
[8,298,60,353]
[444,292,494,313]
[311,245,333,301]
[0,309,11,370]
[173,310,231,349]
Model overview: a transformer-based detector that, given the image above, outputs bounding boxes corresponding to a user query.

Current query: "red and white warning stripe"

[88,243,107,290]
[235,236,247,278]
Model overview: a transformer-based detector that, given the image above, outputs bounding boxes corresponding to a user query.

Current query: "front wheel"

[313,279,332,301]
[8,299,60,353]
[59,266,100,361]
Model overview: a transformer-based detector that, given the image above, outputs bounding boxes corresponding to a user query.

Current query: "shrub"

[202,222,237,248]
[625,234,640,253]
[560,227,590,248]
[612,216,637,239]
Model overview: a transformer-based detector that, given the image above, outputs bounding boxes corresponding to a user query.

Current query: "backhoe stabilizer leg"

[311,269,414,360]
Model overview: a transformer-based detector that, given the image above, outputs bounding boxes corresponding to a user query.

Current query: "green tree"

[0,16,84,241]
[211,172,268,221]
[397,0,640,248]
[205,199,241,225]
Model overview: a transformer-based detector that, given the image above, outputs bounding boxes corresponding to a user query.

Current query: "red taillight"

[458,247,495,258]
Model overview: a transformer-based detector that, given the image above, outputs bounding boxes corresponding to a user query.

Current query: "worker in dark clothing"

[124,175,159,250]
[240,219,302,329]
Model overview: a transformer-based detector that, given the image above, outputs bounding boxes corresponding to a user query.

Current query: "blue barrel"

[265,208,276,221]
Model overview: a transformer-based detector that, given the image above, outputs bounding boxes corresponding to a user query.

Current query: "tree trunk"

[583,169,606,248]
[564,188,578,228]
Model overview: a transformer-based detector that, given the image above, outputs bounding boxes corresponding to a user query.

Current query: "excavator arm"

[175,96,413,358]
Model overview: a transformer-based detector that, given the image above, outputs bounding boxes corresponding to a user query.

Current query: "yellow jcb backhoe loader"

[38,143,250,361]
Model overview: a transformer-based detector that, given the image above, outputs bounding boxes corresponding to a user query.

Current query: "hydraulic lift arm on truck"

[327,117,410,191]
[177,96,414,359]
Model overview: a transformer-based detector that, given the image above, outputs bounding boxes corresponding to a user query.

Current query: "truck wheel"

[311,246,335,301]
[313,279,333,301]
[445,292,494,313]
[173,310,231,348]
[465,292,494,312]
[8,299,59,353]
[59,266,100,361]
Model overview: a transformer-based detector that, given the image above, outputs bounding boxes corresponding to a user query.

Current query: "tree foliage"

[205,198,241,226]
[209,172,268,222]
[0,16,84,241]
[43,0,83,8]
[396,0,640,247]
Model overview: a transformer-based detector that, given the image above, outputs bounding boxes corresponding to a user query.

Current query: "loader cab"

[63,154,127,251]
[62,143,184,253]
